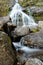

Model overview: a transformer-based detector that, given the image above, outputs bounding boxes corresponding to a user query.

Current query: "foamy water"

[9,2,38,27]
[12,42,42,54]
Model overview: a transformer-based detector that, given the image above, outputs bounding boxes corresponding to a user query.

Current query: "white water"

[16,0,18,3]
[10,1,38,27]
[12,42,42,54]
[12,3,22,10]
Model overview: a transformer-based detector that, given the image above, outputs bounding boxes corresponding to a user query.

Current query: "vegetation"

[18,0,42,7]
[31,29,39,33]
[0,0,11,17]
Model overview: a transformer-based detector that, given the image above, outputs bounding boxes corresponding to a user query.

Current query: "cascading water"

[10,0,42,60]
[9,0,41,56]
[9,0,38,27]
[16,0,18,3]
[12,42,43,56]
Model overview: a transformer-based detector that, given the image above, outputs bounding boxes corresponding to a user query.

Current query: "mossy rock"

[31,29,39,33]
[0,31,17,65]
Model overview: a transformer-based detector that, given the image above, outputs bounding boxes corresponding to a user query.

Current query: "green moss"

[8,37,11,44]
[31,29,39,33]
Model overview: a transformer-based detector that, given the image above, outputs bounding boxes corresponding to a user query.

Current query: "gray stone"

[20,31,43,49]
[0,16,10,30]
[13,26,29,36]
[30,7,43,15]
[0,31,16,65]
[38,21,43,29]
[25,58,43,65]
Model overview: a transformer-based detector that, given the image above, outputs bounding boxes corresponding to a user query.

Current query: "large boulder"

[30,7,43,15]
[0,16,10,31]
[12,26,29,36]
[11,26,29,42]
[17,52,43,65]
[20,31,43,49]
[0,31,17,65]
[30,6,43,21]
[11,24,38,42]
[25,58,43,65]
[17,48,43,65]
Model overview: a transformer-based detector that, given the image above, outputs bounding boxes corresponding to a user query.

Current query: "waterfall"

[9,1,38,27]
[15,0,18,3]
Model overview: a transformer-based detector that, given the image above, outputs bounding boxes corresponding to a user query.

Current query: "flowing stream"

[12,42,43,57]
[9,0,43,59]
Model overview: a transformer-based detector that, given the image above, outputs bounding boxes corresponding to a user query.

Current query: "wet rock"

[7,22,16,27]
[20,31,43,49]
[17,51,43,65]
[3,22,16,37]
[33,55,43,62]
[11,26,29,42]
[17,52,27,65]
[0,31,17,65]
[14,26,29,36]
[25,58,43,65]
[0,16,16,35]
[0,16,10,31]
[0,16,10,22]
[30,7,43,15]
[38,21,43,29]
[7,22,16,31]
[11,24,38,42]
[0,21,6,31]
[30,6,43,21]
[29,25,38,32]
[17,49,43,65]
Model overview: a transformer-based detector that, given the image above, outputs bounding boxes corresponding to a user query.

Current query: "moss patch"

[31,29,39,33]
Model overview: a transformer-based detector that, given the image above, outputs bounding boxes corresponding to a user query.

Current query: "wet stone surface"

[0,31,17,65]
[24,58,43,65]
[20,31,43,49]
